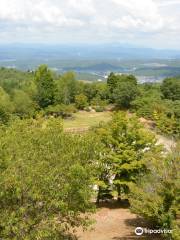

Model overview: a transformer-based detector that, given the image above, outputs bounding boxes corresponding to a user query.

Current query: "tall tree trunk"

[117,184,121,202]
[96,186,102,204]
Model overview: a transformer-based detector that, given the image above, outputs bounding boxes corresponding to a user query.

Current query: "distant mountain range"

[63,63,125,72]
[1,43,180,61]
[0,43,180,81]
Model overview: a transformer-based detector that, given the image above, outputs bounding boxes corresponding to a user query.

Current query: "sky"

[0,0,180,49]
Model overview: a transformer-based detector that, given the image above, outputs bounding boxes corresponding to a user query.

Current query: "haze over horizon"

[0,0,180,49]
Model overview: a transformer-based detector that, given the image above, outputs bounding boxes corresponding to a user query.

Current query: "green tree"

[107,73,138,107]
[161,77,180,101]
[95,82,109,100]
[107,72,118,94]
[55,72,77,105]
[35,65,56,108]
[13,89,36,118]
[94,112,159,201]
[153,100,180,138]
[0,118,101,239]
[113,81,138,108]
[75,94,88,110]
[83,83,97,101]
[0,87,14,123]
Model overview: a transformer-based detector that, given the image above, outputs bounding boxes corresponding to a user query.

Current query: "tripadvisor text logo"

[135,227,173,236]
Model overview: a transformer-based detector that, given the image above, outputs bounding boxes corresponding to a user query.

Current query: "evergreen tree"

[35,65,55,108]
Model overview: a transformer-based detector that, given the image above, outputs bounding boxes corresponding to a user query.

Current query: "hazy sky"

[0,0,180,49]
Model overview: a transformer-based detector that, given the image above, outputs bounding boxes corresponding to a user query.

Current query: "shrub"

[94,106,104,112]
[45,104,77,118]
[75,94,88,110]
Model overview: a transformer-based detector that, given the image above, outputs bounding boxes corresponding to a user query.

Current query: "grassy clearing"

[63,111,112,129]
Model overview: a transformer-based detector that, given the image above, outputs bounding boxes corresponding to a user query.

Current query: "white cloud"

[157,0,180,7]
[111,0,164,31]
[0,0,179,48]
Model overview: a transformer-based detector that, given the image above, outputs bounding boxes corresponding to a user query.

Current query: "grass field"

[63,111,112,129]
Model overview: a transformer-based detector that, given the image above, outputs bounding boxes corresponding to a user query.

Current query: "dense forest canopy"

[0,66,179,138]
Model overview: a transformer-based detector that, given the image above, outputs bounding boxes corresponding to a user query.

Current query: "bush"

[75,94,88,110]
[84,106,91,112]
[94,106,104,112]
[91,97,107,108]
[45,104,77,118]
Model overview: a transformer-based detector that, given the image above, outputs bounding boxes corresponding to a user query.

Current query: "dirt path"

[76,202,163,240]
[138,117,176,152]
[156,134,176,152]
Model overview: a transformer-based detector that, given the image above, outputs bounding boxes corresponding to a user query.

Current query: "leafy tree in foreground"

[0,118,101,239]
[35,65,56,108]
[94,112,159,201]
[129,144,180,240]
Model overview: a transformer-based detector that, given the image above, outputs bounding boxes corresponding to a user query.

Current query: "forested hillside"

[0,66,179,239]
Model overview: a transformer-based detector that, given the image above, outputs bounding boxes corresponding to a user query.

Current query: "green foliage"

[161,77,180,101]
[0,118,101,239]
[0,67,33,93]
[75,94,88,110]
[0,87,14,123]
[44,104,77,118]
[35,65,56,108]
[94,106,104,112]
[83,83,97,101]
[132,83,180,138]
[129,144,180,239]
[107,74,138,108]
[83,82,109,102]
[91,96,107,108]
[113,81,138,108]
[107,72,118,94]
[55,72,78,105]
[22,80,38,101]
[132,83,162,119]
[13,89,36,118]
[153,100,180,138]
[94,82,109,100]
[94,112,159,200]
